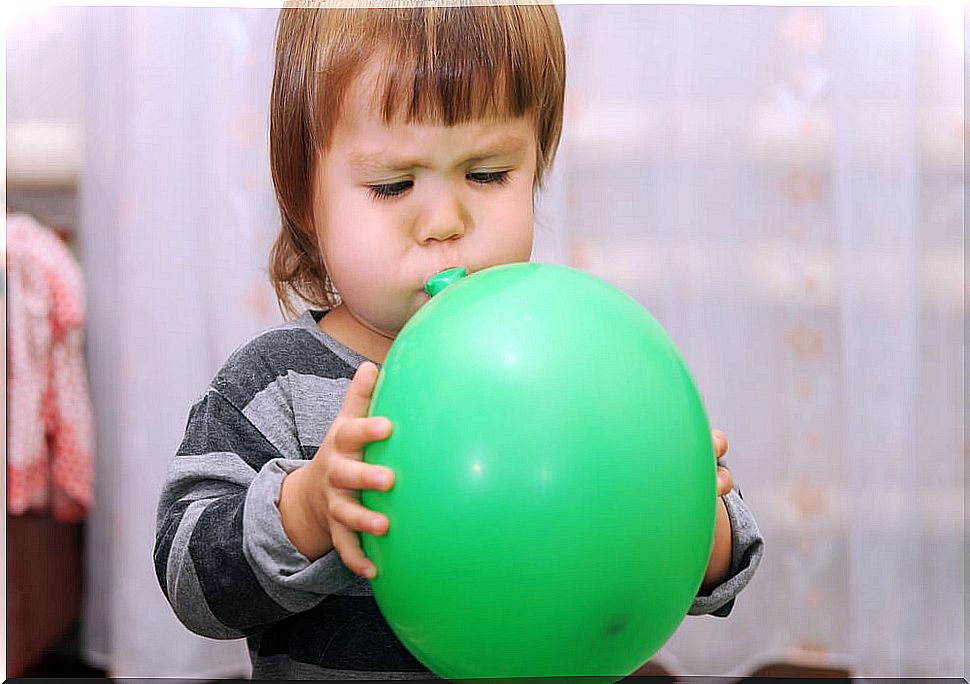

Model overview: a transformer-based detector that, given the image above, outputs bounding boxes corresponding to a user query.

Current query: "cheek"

[322,231,389,299]
[316,195,385,279]
[500,188,536,257]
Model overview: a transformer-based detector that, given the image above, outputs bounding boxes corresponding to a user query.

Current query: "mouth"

[420,265,467,299]
[423,265,461,287]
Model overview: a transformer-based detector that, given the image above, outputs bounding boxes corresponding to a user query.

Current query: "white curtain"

[545,4,965,680]
[77,7,281,678]
[76,5,964,679]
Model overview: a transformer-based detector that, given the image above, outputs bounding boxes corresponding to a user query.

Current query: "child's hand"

[278,362,395,578]
[701,428,734,590]
[712,428,733,497]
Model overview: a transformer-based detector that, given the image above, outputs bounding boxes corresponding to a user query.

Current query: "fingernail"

[371,516,385,533]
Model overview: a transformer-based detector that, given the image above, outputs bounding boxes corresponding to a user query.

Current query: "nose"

[417,188,468,243]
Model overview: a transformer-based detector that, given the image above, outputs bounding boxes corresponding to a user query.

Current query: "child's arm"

[700,497,732,592]
[687,430,764,616]
[699,429,734,591]
[688,485,763,617]
[153,338,370,639]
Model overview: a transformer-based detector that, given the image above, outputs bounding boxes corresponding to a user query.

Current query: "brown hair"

[267,1,566,317]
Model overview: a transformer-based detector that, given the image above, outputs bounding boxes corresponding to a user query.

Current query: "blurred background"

[4,4,965,681]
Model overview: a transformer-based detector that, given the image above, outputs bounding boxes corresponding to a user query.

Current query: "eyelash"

[369,180,412,199]
[368,171,511,200]
[468,170,511,187]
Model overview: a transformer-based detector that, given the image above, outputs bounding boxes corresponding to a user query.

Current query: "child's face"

[313,61,537,338]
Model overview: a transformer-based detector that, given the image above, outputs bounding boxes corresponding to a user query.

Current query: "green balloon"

[361,262,715,680]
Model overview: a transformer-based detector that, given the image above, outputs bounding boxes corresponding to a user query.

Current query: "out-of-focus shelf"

[5,185,78,245]
[6,122,83,189]
[6,513,83,678]
[5,122,81,243]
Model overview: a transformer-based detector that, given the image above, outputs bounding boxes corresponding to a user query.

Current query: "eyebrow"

[349,135,529,173]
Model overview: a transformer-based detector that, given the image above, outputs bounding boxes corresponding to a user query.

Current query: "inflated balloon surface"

[361,262,715,681]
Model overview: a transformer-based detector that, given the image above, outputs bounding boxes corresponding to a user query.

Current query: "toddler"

[155,2,764,679]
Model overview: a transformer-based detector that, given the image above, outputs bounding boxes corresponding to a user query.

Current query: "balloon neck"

[424,267,467,297]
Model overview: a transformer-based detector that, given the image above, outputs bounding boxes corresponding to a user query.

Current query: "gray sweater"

[154,310,764,680]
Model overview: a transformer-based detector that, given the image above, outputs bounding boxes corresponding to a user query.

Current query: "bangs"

[309,4,561,144]
[371,5,543,125]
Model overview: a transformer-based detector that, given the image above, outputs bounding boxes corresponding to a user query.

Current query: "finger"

[716,465,734,497]
[329,493,389,536]
[712,429,728,459]
[330,521,378,578]
[330,457,395,492]
[339,362,381,420]
[333,416,393,455]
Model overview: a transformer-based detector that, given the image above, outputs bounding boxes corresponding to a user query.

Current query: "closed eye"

[369,180,413,200]
[467,171,511,186]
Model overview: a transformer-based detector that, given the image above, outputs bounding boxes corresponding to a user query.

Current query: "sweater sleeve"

[153,384,355,640]
[687,481,764,618]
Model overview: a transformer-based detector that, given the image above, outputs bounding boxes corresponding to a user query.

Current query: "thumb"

[340,362,381,420]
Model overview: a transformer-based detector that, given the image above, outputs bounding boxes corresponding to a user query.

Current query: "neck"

[318,304,394,364]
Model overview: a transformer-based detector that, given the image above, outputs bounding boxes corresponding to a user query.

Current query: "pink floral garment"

[6,211,94,521]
